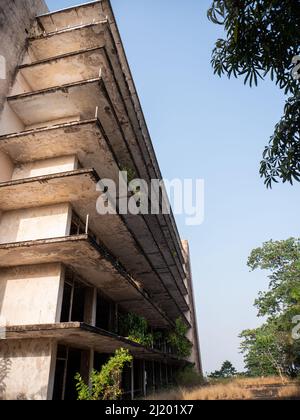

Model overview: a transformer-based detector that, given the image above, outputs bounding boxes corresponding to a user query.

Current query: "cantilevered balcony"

[0,234,173,328]
[0,167,188,321]
[36,1,106,34]
[5,81,188,307]
[5,322,185,364]
[24,19,187,296]
[28,21,109,61]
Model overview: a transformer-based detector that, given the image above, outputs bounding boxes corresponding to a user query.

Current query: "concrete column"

[152,361,155,392]
[131,361,134,400]
[165,364,168,386]
[0,151,14,182]
[47,340,58,400]
[80,349,93,384]
[88,350,94,388]
[159,362,162,387]
[84,287,97,326]
[115,304,119,333]
[142,360,147,397]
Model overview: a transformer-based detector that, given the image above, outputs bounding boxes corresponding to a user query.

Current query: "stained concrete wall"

[0,0,48,115]
[182,240,203,375]
[0,264,64,326]
[0,151,14,182]
[0,339,56,400]
[12,155,78,180]
[0,203,72,244]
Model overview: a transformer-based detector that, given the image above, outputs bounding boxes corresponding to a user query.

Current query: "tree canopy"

[240,238,300,377]
[209,360,238,379]
[208,1,300,187]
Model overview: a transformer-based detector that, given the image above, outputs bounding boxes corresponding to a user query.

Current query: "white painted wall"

[0,264,64,326]
[0,203,72,244]
[0,339,55,400]
[12,155,78,180]
[26,115,81,131]
[10,72,33,96]
[0,151,14,182]
[0,102,25,136]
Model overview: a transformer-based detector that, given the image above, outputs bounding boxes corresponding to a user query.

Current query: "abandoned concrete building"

[0,0,202,400]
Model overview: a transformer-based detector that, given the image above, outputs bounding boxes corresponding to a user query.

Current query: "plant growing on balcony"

[167,318,192,358]
[75,348,133,401]
[119,313,154,348]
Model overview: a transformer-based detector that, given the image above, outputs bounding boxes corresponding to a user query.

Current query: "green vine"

[119,313,154,348]
[75,348,133,400]
[167,318,192,358]
[120,166,136,184]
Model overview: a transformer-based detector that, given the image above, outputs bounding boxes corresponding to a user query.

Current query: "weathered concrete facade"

[0,0,48,113]
[0,0,202,400]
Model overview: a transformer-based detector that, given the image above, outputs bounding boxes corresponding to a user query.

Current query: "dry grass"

[182,383,252,400]
[277,385,300,400]
[231,376,288,387]
[146,377,300,401]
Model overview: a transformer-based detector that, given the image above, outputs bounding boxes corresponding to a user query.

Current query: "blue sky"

[46,0,300,374]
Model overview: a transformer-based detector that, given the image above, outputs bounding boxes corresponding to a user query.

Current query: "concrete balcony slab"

[19,47,108,92]
[7,81,188,300]
[0,120,117,180]
[17,49,187,297]
[0,121,189,319]
[0,236,172,328]
[36,1,105,34]
[29,21,109,61]
[0,169,100,211]
[32,4,186,297]
[5,322,184,363]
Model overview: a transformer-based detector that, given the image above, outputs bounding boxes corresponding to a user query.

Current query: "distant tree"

[240,238,300,378]
[209,360,238,379]
[240,323,288,380]
[208,1,300,187]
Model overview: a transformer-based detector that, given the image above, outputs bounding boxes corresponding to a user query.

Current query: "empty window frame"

[96,292,116,332]
[60,270,86,323]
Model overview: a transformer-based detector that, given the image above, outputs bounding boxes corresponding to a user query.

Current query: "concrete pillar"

[80,350,90,383]
[142,360,147,397]
[88,350,94,388]
[165,363,168,386]
[114,303,119,333]
[152,361,155,392]
[0,151,14,182]
[159,362,162,387]
[131,361,134,400]
[84,287,97,326]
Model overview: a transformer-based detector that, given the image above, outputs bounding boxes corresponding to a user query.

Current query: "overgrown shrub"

[175,365,204,388]
[167,318,192,358]
[119,313,154,348]
[75,348,133,400]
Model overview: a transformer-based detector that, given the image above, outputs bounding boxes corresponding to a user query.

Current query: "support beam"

[84,287,97,326]
[143,360,147,397]
[152,361,156,393]
[131,361,134,401]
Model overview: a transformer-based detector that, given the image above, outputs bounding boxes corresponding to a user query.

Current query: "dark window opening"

[96,292,114,332]
[134,359,144,399]
[94,352,111,372]
[60,269,86,323]
[52,346,83,401]
[70,212,86,236]
[122,364,132,400]
[64,349,82,401]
